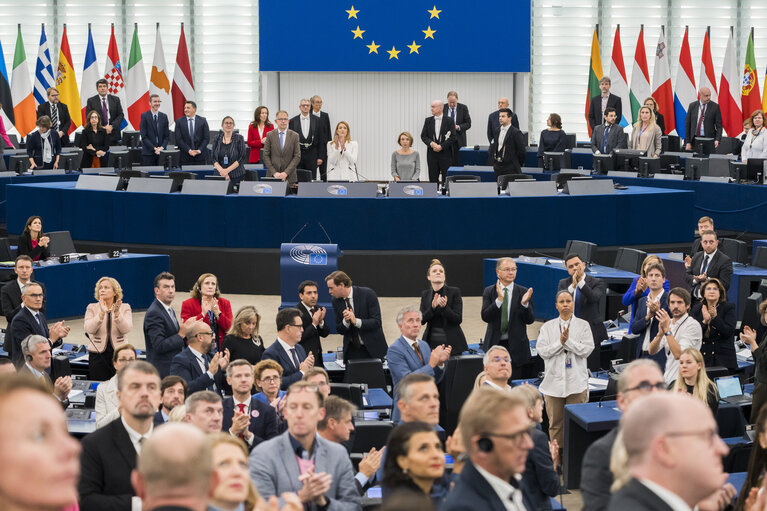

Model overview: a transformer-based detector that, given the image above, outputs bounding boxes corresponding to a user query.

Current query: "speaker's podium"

[280,243,342,334]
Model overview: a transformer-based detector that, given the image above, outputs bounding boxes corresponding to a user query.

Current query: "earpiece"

[25,354,33,362]
[477,437,494,453]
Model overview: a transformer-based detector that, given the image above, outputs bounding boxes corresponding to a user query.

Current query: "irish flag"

[629,26,651,124]
[610,26,630,128]
[651,26,675,134]
[11,25,35,138]
[674,26,696,138]
[57,25,81,133]
[719,29,742,137]
[585,26,602,137]
[126,24,150,130]
[741,28,761,121]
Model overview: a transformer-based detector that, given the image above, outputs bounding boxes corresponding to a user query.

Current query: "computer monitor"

[107,151,131,171]
[746,158,767,183]
[638,157,660,177]
[614,149,646,172]
[168,171,197,192]
[159,149,181,170]
[542,152,565,172]
[592,154,614,174]
[705,154,736,178]
[46,231,77,257]
[661,135,681,153]
[729,161,747,182]
[564,239,596,264]
[613,247,646,274]
[684,157,709,180]
[740,292,764,333]
[753,247,767,269]
[693,137,716,156]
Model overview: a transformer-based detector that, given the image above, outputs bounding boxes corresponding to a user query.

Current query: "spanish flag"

[585,26,603,137]
[56,25,81,133]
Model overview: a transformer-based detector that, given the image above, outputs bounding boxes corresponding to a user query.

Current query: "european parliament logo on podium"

[290,245,328,266]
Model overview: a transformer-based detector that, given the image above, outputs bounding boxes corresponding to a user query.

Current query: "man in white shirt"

[483,345,513,391]
[311,95,331,180]
[420,99,456,185]
[296,280,329,368]
[222,359,278,450]
[490,108,526,178]
[262,308,315,389]
[289,98,324,175]
[18,334,72,407]
[648,288,703,386]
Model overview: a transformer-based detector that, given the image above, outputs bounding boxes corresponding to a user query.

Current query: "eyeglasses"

[275,118,289,122]
[665,428,720,447]
[27,293,44,299]
[484,424,537,446]
[260,376,280,383]
[198,331,214,337]
[625,381,667,393]
[288,323,304,329]
[490,356,511,363]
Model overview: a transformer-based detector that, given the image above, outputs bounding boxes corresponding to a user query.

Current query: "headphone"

[21,336,34,362]
[477,437,494,453]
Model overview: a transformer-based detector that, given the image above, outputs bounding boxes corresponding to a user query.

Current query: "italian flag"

[126,24,150,130]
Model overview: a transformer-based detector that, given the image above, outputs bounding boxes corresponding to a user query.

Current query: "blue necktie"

[574,287,581,317]
[602,126,610,153]
[290,348,300,369]
[154,114,159,143]
[35,312,44,333]
[279,131,285,150]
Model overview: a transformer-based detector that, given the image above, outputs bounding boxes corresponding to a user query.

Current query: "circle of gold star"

[346,4,441,59]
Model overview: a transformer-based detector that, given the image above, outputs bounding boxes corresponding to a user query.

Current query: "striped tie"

[50,103,58,131]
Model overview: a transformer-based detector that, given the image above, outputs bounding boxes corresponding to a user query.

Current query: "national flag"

[80,25,100,126]
[171,24,195,121]
[0,37,15,131]
[763,64,767,112]
[629,26,652,124]
[104,25,129,130]
[33,24,54,107]
[699,29,718,102]
[651,26,675,135]
[719,29,742,137]
[610,26,630,128]
[149,25,174,122]
[741,28,761,121]
[585,26,603,137]
[126,24,150,130]
[11,25,36,138]
[56,25,81,133]
[674,27,697,138]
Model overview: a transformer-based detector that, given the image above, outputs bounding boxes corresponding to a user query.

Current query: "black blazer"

[331,286,388,361]
[588,93,623,130]
[296,303,330,368]
[691,300,737,370]
[481,282,535,366]
[684,250,733,296]
[684,100,723,143]
[315,111,332,147]
[521,427,560,511]
[221,396,279,451]
[289,114,327,160]
[654,111,666,135]
[37,101,72,144]
[262,341,307,389]
[1,278,46,323]
[85,94,125,144]
[7,306,53,366]
[169,346,226,393]
[591,123,627,154]
[420,115,457,159]
[26,130,62,167]
[441,460,532,511]
[420,285,468,354]
[443,102,472,148]
[174,115,210,163]
[581,427,619,511]
[139,110,170,156]
[487,110,520,143]
[80,127,110,156]
[78,418,137,511]
[153,410,166,425]
[17,231,51,261]
[143,298,186,378]
[489,124,526,175]
[607,477,674,511]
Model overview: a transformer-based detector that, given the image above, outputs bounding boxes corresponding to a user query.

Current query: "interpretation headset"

[477,436,494,453]
[22,336,34,362]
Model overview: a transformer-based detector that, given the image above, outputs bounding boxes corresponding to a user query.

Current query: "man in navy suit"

[387,305,450,422]
[262,308,314,390]
[684,230,733,298]
[591,107,627,154]
[222,359,278,451]
[444,91,472,166]
[143,272,189,378]
[169,321,229,394]
[86,78,125,145]
[630,263,670,366]
[311,95,331,181]
[421,99,457,185]
[154,375,187,425]
[37,87,72,145]
[174,100,210,165]
[139,94,169,166]
[296,280,329,368]
[487,97,520,143]
[7,283,69,367]
[326,270,388,363]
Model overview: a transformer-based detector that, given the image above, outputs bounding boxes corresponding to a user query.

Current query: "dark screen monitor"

[542,152,565,172]
[614,149,646,172]
[159,149,181,170]
[638,157,660,177]
[592,154,614,174]
[685,157,709,180]
[739,292,764,334]
[46,231,77,257]
[746,158,767,183]
[661,135,681,153]
[617,334,641,364]
[759,279,767,298]
[107,151,131,171]
[564,239,596,264]
[613,247,646,274]
[693,137,716,156]
[729,161,747,182]
[168,171,197,192]
[754,247,767,269]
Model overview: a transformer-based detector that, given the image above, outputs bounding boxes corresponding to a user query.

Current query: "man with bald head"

[487,97,520,143]
[685,87,723,151]
[421,99,457,185]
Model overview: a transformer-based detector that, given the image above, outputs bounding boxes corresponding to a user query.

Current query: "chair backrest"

[350,421,394,454]
[447,174,480,183]
[497,174,532,189]
[329,383,365,407]
[613,247,646,274]
[442,355,484,432]
[343,359,388,390]
[719,238,748,264]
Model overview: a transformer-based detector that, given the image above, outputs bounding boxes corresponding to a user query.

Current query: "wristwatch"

[664,331,672,337]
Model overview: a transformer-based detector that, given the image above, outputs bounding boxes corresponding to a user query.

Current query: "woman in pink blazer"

[181,273,233,349]
[83,277,133,381]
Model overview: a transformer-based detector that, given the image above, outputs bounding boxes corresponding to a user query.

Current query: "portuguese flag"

[742,28,761,121]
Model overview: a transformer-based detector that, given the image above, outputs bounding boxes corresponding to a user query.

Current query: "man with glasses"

[483,345,513,391]
[290,98,325,178]
[263,308,315,390]
[263,109,301,185]
[303,367,332,397]
[169,321,230,393]
[222,359,278,450]
[95,343,138,427]
[581,359,665,511]
[7,282,68,366]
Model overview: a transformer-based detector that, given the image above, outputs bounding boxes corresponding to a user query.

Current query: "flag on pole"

[80,25,100,125]
[149,25,174,122]
[719,29,742,137]
[629,26,652,124]
[11,25,36,138]
[104,25,129,130]
[585,26,603,137]
[33,24,54,107]
[56,25,81,133]
[651,26,675,135]
[741,28,761,120]
[763,63,767,112]
[126,24,150,130]
[674,27,696,138]
[171,23,194,122]
[699,29,718,102]
[0,37,15,131]
[610,26,630,128]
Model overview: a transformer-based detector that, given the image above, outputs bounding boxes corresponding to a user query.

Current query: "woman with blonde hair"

[208,433,261,511]
[622,254,670,327]
[221,305,264,365]
[84,277,133,381]
[181,273,233,349]
[672,347,719,414]
[326,121,358,181]
[629,105,662,157]
[391,131,420,181]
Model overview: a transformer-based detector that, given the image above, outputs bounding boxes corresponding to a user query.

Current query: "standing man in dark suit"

[684,87,723,151]
[37,87,72,145]
[174,100,210,165]
[169,321,229,394]
[139,94,169,166]
[1,254,46,324]
[326,270,387,363]
[262,308,314,389]
[262,110,301,185]
[588,76,623,131]
[487,97,520,144]
[289,98,325,177]
[79,360,162,511]
[296,280,329,368]
[143,272,189,378]
[489,107,526,179]
[6,283,68,367]
[421,99,457,185]
[222,359,278,451]
[684,230,733,298]
[312,95,331,181]
[591,107,627,154]
[86,78,124,145]
[481,257,535,378]
[558,253,608,371]
[444,91,472,166]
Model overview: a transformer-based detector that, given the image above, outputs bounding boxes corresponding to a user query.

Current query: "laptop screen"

[716,376,742,399]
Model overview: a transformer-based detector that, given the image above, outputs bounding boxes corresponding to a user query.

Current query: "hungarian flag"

[651,27,675,135]
[56,25,81,133]
[171,24,195,121]
[699,29,718,102]
[719,30,742,137]
[585,26,602,137]
[150,25,174,123]
[741,28,761,121]
[674,27,696,138]
[11,25,35,138]
[610,26,630,128]
[126,24,150,130]
[104,25,129,130]
[80,25,100,126]
[629,27,651,124]
[0,36,14,133]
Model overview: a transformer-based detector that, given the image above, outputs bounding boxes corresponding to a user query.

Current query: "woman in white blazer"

[741,109,767,162]
[84,276,133,381]
[94,344,137,428]
[326,121,359,181]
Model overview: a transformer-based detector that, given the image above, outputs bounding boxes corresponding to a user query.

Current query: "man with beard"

[169,321,230,394]
[154,375,188,424]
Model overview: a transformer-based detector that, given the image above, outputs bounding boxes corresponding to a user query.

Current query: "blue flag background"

[259,0,531,72]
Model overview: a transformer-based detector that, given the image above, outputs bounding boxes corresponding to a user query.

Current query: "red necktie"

[236,403,247,440]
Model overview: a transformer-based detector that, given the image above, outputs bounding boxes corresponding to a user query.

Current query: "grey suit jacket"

[249,431,361,511]
[263,129,301,184]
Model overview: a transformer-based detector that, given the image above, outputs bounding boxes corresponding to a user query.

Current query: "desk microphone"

[597,394,617,408]
[532,250,560,264]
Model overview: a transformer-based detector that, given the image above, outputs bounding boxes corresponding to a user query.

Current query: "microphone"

[289,222,310,243]
[597,393,618,408]
[316,222,332,244]
[532,250,560,264]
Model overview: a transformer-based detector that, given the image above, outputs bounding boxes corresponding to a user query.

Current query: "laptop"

[716,376,751,405]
